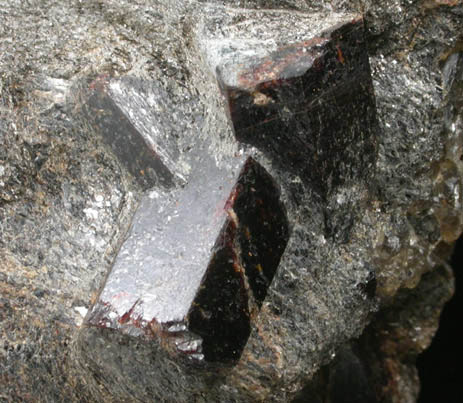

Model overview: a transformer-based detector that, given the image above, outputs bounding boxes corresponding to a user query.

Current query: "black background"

[417,236,462,403]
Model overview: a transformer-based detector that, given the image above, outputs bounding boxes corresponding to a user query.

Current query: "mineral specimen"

[77,7,380,401]
[1,0,462,402]
[86,147,289,363]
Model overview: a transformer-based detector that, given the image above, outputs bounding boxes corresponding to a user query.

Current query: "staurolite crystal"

[75,7,381,401]
[82,71,290,364]
[82,76,187,190]
[197,8,378,196]
[85,124,289,363]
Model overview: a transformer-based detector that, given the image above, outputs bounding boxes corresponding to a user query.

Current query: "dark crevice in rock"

[292,345,378,403]
[293,263,454,403]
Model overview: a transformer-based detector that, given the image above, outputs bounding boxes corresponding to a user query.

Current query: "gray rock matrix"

[0,1,462,402]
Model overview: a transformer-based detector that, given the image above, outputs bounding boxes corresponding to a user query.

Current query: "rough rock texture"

[1,1,462,402]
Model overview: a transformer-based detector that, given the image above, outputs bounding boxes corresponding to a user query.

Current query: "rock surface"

[1,1,462,402]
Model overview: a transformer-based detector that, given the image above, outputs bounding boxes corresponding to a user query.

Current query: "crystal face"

[217,18,378,196]
[188,158,289,361]
[83,76,185,190]
[86,153,288,362]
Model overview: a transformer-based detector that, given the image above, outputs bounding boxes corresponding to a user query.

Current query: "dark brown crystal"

[86,155,288,363]
[220,18,378,197]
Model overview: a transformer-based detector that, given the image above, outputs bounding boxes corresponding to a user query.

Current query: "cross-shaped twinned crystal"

[79,8,377,366]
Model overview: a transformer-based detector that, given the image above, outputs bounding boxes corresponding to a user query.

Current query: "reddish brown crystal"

[220,18,378,197]
[86,156,288,363]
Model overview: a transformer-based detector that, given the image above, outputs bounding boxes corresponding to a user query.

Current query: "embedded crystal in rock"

[200,11,378,196]
[86,153,288,363]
